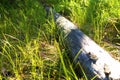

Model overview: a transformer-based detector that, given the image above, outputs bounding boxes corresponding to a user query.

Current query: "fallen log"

[45,7,120,80]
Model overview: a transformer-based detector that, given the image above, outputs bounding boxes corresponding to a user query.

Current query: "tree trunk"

[45,7,120,80]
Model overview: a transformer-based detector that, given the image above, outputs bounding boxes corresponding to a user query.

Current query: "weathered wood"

[45,7,120,80]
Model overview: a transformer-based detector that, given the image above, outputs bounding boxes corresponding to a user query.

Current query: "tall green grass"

[54,0,120,43]
[0,0,120,80]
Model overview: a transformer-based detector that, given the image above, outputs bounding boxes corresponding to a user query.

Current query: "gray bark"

[45,7,120,80]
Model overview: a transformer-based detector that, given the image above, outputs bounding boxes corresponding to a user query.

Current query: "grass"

[0,0,120,80]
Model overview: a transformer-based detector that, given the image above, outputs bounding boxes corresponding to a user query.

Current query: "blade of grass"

[77,62,88,80]
[55,41,70,80]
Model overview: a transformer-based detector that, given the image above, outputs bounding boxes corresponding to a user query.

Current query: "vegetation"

[0,0,120,80]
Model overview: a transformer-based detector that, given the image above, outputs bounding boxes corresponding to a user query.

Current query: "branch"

[45,7,120,80]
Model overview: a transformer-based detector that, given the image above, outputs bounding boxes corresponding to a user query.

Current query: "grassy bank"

[0,0,120,80]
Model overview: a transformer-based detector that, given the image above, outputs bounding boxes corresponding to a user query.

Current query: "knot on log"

[104,64,111,79]
[87,52,98,63]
